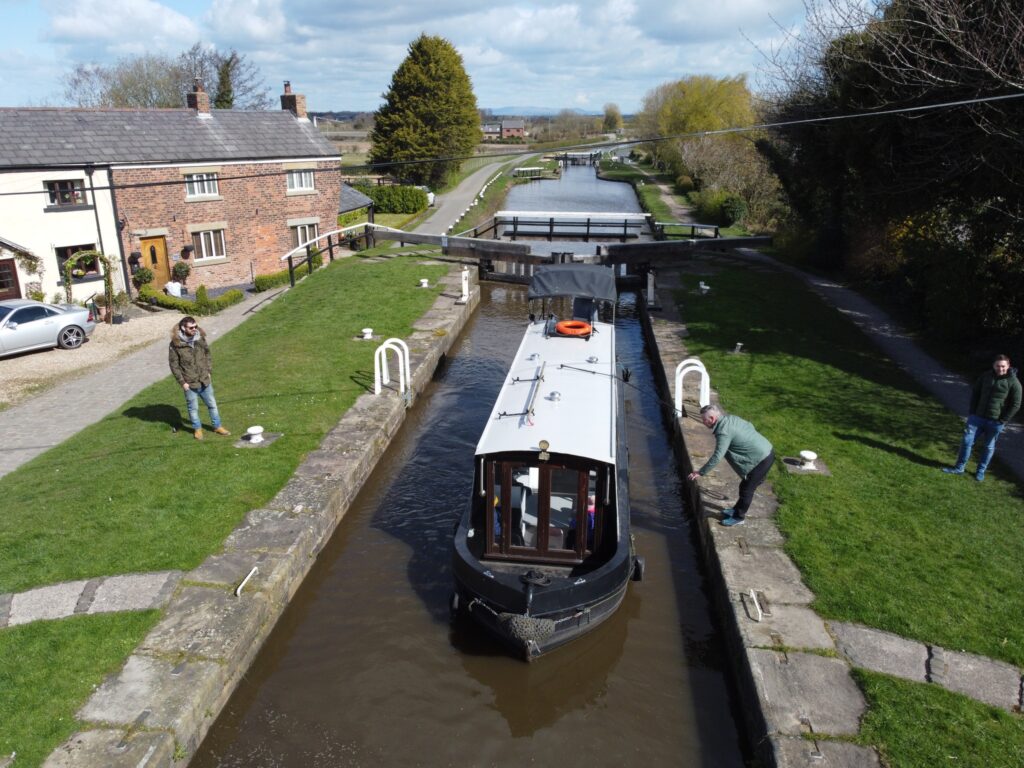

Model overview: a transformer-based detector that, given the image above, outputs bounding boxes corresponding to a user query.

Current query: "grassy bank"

[679,265,1024,667]
[0,255,448,593]
[0,254,450,765]
[678,262,1024,764]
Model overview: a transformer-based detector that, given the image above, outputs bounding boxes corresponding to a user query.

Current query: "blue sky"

[1,0,809,113]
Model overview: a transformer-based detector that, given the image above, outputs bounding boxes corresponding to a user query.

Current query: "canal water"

[192,168,746,767]
[499,165,645,255]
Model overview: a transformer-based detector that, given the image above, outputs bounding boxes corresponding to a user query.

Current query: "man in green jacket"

[168,316,231,440]
[943,354,1021,482]
[687,404,775,527]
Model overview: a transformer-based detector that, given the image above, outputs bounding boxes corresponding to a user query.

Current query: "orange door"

[139,237,171,289]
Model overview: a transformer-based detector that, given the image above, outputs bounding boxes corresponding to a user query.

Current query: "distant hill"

[485,106,602,117]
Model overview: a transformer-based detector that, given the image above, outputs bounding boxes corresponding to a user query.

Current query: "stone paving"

[644,267,1023,768]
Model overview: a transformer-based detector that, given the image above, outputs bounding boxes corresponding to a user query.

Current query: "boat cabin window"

[483,458,606,563]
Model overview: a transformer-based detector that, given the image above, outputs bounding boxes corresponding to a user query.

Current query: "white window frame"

[185,173,220,198]
[292,222,319,248]
[287,169,315,192]
[191,229,227,261]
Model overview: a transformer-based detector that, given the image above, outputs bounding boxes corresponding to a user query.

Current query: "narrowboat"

[451,264,643,660]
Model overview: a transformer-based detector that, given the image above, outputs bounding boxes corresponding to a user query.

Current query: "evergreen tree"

[370,35,481,187]
[214,53,237,109]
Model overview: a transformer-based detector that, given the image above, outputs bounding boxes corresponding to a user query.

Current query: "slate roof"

[339,184,373,213]
[0,108,340,168]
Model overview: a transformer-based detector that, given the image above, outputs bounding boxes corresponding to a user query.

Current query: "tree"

[603,103,623,132]
[369,35,481,187]
[214,53,237,109]
[759,0,1024,339]
[62,44,271,110]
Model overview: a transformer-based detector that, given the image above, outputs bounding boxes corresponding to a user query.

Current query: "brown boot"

[194,429,204,440]
[213,426,231,436]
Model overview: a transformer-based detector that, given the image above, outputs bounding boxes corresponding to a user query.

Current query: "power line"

[1,90,1020,198]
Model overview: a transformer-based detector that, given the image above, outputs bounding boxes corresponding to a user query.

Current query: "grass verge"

[0,611,160,766]
[678,265,1024,667]
[0,255,449,594]
[854,670,1024,767]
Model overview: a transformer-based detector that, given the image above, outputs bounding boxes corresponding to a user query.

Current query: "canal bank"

[45,265,480,767]
[640,267,881,768]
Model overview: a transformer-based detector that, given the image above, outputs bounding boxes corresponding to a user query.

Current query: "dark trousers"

[734,451,775,518]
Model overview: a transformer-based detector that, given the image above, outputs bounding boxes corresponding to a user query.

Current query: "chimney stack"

[280,80,308,121]
[187,79,211,117]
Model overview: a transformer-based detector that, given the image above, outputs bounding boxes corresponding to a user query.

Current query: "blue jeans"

[954,414,1004,473]
[184,381,222,430]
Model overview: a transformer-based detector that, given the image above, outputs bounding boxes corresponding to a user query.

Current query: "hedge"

[351,184,428,214]
[138,284,245,315]
[253,250,324,292]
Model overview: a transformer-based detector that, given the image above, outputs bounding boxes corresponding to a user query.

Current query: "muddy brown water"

[192,286,746,767]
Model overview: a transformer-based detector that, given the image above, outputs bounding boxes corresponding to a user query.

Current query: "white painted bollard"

[674,357,711,416]
[362,328,373,340]
[800,450,818,470]
[246,425,264,444]
[457,267,470,304]
[419,278,430,288]
[733,342,744,354]
[374,338,411,396]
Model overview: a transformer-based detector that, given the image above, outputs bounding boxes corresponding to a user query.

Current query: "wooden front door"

[0,259,20,300]
[139,237,171,289]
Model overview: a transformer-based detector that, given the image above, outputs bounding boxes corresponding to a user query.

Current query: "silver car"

[0,299,97,358]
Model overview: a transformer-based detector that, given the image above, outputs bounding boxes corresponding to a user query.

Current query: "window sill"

[192,257,228,266]
[185,195,224,203]
[44,204,95,213]
[286,189,317,197]
[56,275,103,286]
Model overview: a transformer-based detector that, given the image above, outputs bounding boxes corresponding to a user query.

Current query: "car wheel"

[58,326,85,349]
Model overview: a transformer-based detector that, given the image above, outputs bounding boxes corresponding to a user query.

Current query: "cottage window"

[45,180,87,207]
[191,230,227,261]
[287,170,315,191]
[55,244,100,283]
[185,173,219,198]
[291,223,319,248]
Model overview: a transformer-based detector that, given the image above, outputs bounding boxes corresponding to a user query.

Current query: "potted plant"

[93,292,108,321]
[172,260,191,291]
[111,291,130,324]
[132,266,154,289]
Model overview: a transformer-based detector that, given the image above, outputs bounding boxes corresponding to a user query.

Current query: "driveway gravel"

[0,312,175,408]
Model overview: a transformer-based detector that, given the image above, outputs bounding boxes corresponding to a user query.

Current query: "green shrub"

[138,284,244,315]
[132,267,154,288]
[674,175,695,194]
[351,184,428,214]
[253,249,324,292]
[691,189,747,226]
[171,261,191,283]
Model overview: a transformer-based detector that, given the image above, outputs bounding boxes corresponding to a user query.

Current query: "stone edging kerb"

[44,266,480,768]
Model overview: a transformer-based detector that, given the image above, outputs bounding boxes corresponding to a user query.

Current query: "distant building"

[480,119,527,141]
[0,81,345,300]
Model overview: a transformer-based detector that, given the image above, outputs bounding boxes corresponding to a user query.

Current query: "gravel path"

[0,312,174,408]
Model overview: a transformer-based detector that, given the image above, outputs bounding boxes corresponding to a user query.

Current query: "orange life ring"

[555,319,592,336]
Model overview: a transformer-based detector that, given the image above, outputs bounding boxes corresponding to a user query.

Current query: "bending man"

[687,404,774,527]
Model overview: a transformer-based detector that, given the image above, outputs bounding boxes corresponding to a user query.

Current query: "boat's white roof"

[475,319,617,465]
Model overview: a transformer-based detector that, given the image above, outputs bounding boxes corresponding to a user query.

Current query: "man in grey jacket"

[687,404,775,527]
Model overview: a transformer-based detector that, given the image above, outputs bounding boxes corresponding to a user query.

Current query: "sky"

[0,0,809,114]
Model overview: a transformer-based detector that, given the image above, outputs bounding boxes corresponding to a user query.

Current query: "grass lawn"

[0,255,449,594]
[854,670,1024,767]
[0,612,160,766]
[678,265,1024,668]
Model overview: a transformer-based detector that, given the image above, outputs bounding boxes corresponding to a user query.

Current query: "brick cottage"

[0,82,356,300]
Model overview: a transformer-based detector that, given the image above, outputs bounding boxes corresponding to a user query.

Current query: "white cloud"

[206,0,286,44]
[44,0,200,46]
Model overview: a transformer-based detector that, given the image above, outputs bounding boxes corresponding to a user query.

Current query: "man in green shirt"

[687,404,774,527]
[942,354,1021,482]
